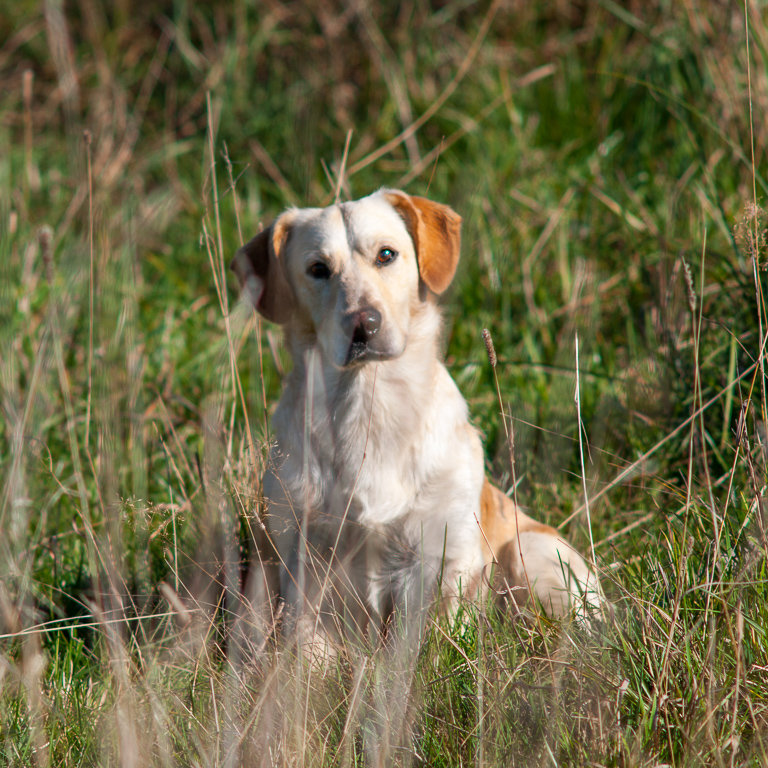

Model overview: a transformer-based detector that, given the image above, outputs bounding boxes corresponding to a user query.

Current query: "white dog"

[232,189,600,649]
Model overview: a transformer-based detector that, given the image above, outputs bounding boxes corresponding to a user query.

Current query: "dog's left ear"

[384,190,462,295]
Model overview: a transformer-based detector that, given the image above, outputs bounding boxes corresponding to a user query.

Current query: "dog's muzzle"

[342,307,382,365]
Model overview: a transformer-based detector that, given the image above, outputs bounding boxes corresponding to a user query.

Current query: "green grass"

[2,0,768,764]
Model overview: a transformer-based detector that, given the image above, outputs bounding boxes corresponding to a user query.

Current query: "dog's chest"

[293,362,480,528]
[328,381,424,524]
[276,360,465,517]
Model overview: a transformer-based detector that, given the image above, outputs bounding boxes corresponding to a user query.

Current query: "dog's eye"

[307,261,331,280]
[375,247,398,266]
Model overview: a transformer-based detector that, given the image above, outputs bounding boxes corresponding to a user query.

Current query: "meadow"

[1,0,767,764]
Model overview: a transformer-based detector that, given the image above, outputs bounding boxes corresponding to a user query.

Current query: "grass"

[1,0,768,764]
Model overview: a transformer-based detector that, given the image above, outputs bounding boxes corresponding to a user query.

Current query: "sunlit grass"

[1,0,767,764]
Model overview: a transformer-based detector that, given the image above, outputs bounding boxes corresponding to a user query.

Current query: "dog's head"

[231,189,461,368]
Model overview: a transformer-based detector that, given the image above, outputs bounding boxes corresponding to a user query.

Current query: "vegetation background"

[1,0,767,765]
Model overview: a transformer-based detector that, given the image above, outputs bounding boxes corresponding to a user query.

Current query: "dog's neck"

[282,302,445,463]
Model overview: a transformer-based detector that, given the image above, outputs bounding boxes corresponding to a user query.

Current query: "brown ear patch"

[230,213,294,324]
[384,190,462,295]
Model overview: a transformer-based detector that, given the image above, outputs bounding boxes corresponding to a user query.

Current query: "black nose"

[343,307,381,343]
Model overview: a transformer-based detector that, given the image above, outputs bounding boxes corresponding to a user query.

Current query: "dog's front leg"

[269,479,377,657]
[261,471,316,644]
[272,515,344,661]
[364,545,442,765]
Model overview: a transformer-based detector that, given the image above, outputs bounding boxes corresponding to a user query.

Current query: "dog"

[231,189,600,651]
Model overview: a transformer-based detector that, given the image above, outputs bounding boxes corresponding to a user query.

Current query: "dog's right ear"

[230,214,294,324]
[383,189,461,295]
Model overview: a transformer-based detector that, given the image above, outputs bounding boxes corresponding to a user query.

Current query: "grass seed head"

[482,327,497,368]
[734,202,767,269]
[682,259,697,315]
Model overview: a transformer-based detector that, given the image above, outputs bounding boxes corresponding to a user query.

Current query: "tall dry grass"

[1,0,767,764]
